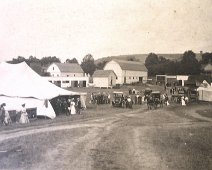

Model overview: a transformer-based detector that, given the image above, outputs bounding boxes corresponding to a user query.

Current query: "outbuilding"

[93,70,117,88]
[104,60,147,84]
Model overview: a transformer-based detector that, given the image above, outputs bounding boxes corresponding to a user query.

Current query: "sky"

[0,0,212,63]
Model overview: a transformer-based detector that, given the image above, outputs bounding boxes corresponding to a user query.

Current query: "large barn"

[93,70,117,88]
[104,60,147,84]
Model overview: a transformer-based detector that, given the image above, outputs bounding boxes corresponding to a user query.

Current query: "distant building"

[45,63,88,88]
[93,70,117,88]
[104,60,147,84]
[202,63,212,77]
[47,63,84,77]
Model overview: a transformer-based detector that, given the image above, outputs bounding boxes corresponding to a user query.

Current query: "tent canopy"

[0,62,85,99]
[0,62,86,119]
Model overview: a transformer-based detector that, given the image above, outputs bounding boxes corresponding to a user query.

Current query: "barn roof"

[93,70,116,77]
[54,63,84,73]
[113,60,147,71]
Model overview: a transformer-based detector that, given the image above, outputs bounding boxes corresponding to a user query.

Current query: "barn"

[93,70,117,88]
[104,60,147,84]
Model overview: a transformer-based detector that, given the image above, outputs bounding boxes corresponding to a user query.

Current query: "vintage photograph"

[0,0,211,169]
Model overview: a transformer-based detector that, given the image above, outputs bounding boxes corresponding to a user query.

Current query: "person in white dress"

[70,99,76,115]
[181,97,186,106]
[19,104,30,124]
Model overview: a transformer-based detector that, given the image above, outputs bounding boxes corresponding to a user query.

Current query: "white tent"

[197,80,212,102]
[0,62,86,119]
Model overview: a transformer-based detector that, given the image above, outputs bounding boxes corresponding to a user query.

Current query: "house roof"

[54,63,84,73]
[113,59,147,71]
[93,70,116,77]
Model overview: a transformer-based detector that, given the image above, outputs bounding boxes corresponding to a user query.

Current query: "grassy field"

[0,84,211,169]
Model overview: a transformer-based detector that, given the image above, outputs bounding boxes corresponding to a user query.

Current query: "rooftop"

[93,70,116,77]
[54,63,84,73]
[113,60,147,72]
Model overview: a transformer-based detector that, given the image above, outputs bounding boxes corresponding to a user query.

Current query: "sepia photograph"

[0,0,211,169]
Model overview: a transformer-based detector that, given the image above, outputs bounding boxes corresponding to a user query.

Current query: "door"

[124,77,126,84]
[139,77,143,82]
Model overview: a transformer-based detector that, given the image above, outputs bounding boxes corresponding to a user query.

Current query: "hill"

[95,53,202,64]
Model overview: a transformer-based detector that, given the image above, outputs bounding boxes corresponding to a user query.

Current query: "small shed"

[93,70,117,88]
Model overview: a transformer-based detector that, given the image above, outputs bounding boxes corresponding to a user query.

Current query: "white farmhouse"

[93,70,117,88]
[104,60,147,84]
[47,63,84,77]
[45,63,88,88]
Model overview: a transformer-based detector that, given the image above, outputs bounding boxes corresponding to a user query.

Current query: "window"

[67,75,69,77]
[129,76,131,79]
[133,77,134,79]
[62,81,70,83]
[74,74,75,77]
[53,67,54,70]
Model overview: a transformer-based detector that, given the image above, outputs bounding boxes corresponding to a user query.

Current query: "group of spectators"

[90,92,111,104]
[0,103,30,126]
[51,97,82,116]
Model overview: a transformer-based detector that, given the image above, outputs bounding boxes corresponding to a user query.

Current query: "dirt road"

[0,104,211,170]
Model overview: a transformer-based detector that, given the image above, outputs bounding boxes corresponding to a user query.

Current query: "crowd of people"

[51,97,82,116]
[0,103,30,126]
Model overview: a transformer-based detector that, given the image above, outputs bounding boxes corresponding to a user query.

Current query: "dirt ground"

[0,98,211,170]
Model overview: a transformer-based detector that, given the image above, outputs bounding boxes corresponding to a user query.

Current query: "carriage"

[147,91,162,109]
[112,92,125,107]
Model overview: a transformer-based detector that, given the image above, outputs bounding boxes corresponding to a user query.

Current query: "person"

[70,99,76,115]
[2,103,12,125]
[0,103,5,124]
[185,96,189,104]
[138,95,142,105]
[126,96,133,108]
[19,104,30,124]
[165,94,169,106]
[76,98,82,114]
[181,97,186,106]
[67,99,71,115]
[107,93,111,104]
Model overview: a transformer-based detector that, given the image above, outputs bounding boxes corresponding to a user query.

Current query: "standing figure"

[1,103,12,125]
[181,97,186,106]
[76,98,82,114]
[0,103,5,124]
[70,99,76,115]
[107,93,111,104]
[19,104,30,124]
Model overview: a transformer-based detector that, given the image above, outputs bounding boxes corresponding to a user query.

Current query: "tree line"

[145,50,212,76]
[6,50,212,76]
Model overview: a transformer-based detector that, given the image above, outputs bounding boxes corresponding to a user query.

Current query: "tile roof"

[54,63,84,73]
[93,70,116,77]
[113,59,147,71]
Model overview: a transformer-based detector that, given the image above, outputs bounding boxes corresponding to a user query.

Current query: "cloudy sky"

[0,0,212,62]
